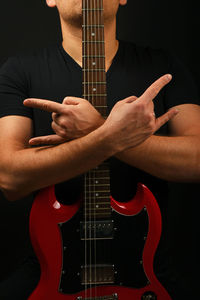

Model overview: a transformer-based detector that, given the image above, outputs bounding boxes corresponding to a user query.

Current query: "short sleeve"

[0,57,33,119]
[164,52,200,109]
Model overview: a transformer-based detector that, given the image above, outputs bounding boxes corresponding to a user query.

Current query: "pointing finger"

[140,74,172,103]
[154,108,179,132]
[23,98,64,113]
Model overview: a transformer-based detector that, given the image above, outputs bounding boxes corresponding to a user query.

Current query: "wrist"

[115,136,152,165]
[92,123,121,156]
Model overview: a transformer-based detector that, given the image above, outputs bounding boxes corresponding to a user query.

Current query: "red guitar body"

[29,183,171,300]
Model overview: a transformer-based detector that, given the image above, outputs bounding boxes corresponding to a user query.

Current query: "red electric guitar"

[29,1,172,299]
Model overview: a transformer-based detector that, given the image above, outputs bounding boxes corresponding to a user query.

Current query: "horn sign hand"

[23,74,178,151]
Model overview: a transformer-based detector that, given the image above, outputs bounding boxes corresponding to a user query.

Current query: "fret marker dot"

[93,88,96,92]
[96,193,99,197]
[96,205,99,208]
[95,180,99,184]
[92,62,96,66]
[91,32,95,36]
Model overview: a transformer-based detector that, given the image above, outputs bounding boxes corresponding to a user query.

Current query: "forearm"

[1,127,115,200]
[116,135,200,182]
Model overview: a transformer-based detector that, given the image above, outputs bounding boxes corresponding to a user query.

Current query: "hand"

[23,97,104,145]
[101,74,179,152]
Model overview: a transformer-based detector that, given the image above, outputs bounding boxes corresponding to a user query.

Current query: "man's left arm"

[116,103,200,182]
[26,98,200,183]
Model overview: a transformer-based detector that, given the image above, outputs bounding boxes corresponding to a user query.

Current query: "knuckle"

[136,102,145,111]
[58,131,67,138]
[42,103,49,111]
[52,112,58,121]
[63,96,69,103]
[59,118,67,128]
[146,112,153,122]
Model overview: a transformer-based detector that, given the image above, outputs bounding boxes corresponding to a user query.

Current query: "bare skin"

[26,95,200,183]
[29,0,200,182]
[0,0,200,201]
[0,75,176,200]
[46,0,127,71]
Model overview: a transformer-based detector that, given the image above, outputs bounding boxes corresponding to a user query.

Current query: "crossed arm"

[0,74,200,201]
[27,100,200,183]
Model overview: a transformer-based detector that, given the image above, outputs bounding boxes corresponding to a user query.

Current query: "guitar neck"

[82,0,111,219]
[82,0,107,118]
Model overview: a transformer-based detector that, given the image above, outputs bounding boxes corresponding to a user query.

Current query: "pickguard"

[59,206,148,294]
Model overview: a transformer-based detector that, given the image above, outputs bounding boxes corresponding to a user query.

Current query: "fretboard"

[82,0,107,118]
[82,0,111,219]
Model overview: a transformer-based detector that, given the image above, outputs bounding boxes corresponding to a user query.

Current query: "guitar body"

[29,183,171,300]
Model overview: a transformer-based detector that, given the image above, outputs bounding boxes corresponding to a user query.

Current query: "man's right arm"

[0,74,176,201]
[0,115,117,201]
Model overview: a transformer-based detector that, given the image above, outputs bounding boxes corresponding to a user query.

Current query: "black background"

[0,0,199,296]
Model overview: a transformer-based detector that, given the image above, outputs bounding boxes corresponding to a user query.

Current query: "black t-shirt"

[0,40,199,288]
[0,40,199,203]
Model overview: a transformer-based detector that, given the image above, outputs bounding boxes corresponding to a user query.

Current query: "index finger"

[23,98,63,113]
[140,74,172,103]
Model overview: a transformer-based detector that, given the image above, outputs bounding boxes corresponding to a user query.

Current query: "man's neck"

[61,18,119,72]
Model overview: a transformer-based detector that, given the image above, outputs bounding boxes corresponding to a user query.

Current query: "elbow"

[0,172,27,201]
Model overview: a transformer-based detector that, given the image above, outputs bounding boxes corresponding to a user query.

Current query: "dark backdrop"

[0,0,199,296]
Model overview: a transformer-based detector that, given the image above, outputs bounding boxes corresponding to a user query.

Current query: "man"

[0,0,199,299]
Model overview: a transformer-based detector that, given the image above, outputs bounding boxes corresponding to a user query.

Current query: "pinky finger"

[29,134,68,146]
[154,108,179,132]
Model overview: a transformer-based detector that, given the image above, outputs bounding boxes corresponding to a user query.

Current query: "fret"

[88,169,109,172]
[85,181,110,187]
[82,8,103,11]
[84,205,111,209]
[85,188,110,194]
[83,212,111,216]
[83,52,105,56]
[83,94,107,97]
[86,179,110,183]
[85,190,110,194]
[83,82,106,84]
[85,202,110,205]
[84,207,111,210]
[83,30,105,40]
[82,25,104,27]
[83,55,105,58]
[83,69,105,71]
[83,41,105,43]
[91,170,109,173]
[83,87,106,95]
[85,182,110,188]
[85,196,110,199]
[83,213,111,218]
[93,105,107,108]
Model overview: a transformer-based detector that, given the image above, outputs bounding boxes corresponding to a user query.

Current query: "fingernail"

[167,74,172,80]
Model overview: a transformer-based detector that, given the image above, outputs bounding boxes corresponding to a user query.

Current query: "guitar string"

[94,0,99,297]
[91,0,97,297]
[89,0,92,297]
[100,0,104,285]
[83,0,88,297]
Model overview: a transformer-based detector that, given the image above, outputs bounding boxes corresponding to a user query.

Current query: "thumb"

[124,95,138,103]
[63,96,81,105]
[29,134,67,146]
